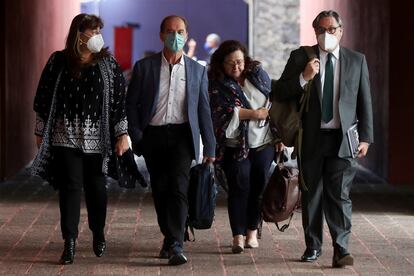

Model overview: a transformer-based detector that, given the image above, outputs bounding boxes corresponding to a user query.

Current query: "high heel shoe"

[246,229,259,248]
[60,238,76,265]
[231,235,244,254]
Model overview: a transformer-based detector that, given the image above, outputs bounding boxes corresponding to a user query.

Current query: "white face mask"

[317,32,338,53]
[85,34,104,53]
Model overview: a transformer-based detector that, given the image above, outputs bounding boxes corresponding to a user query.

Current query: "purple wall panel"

[95,0,247,64]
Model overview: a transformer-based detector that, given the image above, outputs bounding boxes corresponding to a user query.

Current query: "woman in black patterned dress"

[31,14,130,265]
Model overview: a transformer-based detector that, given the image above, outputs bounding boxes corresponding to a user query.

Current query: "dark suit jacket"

[126,52,216,161]
[274,45,373,161]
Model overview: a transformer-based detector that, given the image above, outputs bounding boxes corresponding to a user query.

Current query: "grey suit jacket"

[274,45,373,161]
[126,52,216,161]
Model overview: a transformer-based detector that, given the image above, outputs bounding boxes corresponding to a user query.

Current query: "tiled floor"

[0,162,413,275]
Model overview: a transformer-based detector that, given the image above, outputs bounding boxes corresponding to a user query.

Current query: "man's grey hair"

[206,33,221,44]
[312,10,343,29]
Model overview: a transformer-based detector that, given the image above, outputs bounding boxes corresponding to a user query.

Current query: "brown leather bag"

[262,154,301,232]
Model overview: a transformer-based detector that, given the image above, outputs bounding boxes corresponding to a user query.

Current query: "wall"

[95,0,248,64]
[251,0,300,79]
[299,0,389,181]
[389,2,414,185]
[0,1,80,180]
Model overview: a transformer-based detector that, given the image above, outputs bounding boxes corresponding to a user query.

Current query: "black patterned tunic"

[31,51,129,185]
[34,52,127,154]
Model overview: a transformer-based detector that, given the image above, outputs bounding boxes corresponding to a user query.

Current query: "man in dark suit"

[126,15,216,265]
[274,10,373,268]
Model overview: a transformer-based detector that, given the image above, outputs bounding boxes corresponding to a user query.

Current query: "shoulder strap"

[301,46,317,60]
[295,45,316,192]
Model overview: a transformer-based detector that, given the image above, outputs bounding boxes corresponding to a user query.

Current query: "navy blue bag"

[185,163,217,241]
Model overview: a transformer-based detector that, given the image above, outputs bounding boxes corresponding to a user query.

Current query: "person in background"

[31,14,130,265]
[208,40,283,254]
[204,33,221,62]
[126,15,216,265]
[186,38,197,60]
[274,10,373,268]
[187,33,221,64]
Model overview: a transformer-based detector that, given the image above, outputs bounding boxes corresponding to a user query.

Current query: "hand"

[275,142,285,152]
[36,135,43,148]
[255,107,269,120]
[357,142,369,158]
[302,58,320,81]
[187,38,197,49]
[202,156,215,164]
[115,134,130,156]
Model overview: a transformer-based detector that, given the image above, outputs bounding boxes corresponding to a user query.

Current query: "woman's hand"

[239,107,268,121]
[115,134,130,156]
[254,107,269,120]
[36,135,43,149]
[275,142,285,152]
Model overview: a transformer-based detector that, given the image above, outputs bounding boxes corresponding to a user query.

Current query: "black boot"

[93,231,106,257]
[60,238,76,265]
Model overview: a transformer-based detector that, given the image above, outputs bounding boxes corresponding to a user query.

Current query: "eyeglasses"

[224,59,244,67]
[315,26,341,35]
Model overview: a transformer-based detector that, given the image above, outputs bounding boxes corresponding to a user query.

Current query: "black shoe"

[60,238,76,265]
[332,247,354,268]
[168,242,187,266]
[159,239,169,259]
[93,232,106,257]
[301,248,322,262]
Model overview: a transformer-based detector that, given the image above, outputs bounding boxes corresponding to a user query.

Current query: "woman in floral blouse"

[31,14,130,265]
[208,40,283,254]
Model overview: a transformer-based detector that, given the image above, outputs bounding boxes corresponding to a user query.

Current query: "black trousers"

[54,147,107,240]
[301,130,357,251]
[142,123,194,247]
[223,145,275,236]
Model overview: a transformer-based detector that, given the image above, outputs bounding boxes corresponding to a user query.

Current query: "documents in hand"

[347,123,359,158]
[258,99,272,128]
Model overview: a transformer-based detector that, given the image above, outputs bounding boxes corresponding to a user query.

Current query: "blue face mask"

[164,32,185,53]
[204,42,213,52]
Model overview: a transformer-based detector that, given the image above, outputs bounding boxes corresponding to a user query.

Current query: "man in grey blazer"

[274,10,373,268]
[126,15,216,265]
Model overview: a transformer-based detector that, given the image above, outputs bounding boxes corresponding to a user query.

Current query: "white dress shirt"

[149,52,188,125]
[300,46,341,129]
[225,79,273,148]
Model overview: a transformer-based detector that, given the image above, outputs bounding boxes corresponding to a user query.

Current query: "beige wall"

[1,1,80,179]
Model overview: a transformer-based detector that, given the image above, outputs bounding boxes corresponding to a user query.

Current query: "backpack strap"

[301,46,317,60]
[294,46,317,192]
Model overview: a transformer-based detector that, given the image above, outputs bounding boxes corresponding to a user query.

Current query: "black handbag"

[115,148,147,188]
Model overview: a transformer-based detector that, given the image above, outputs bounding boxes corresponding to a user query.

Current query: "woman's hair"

[64,13,110,77]
[208,40,260,81]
